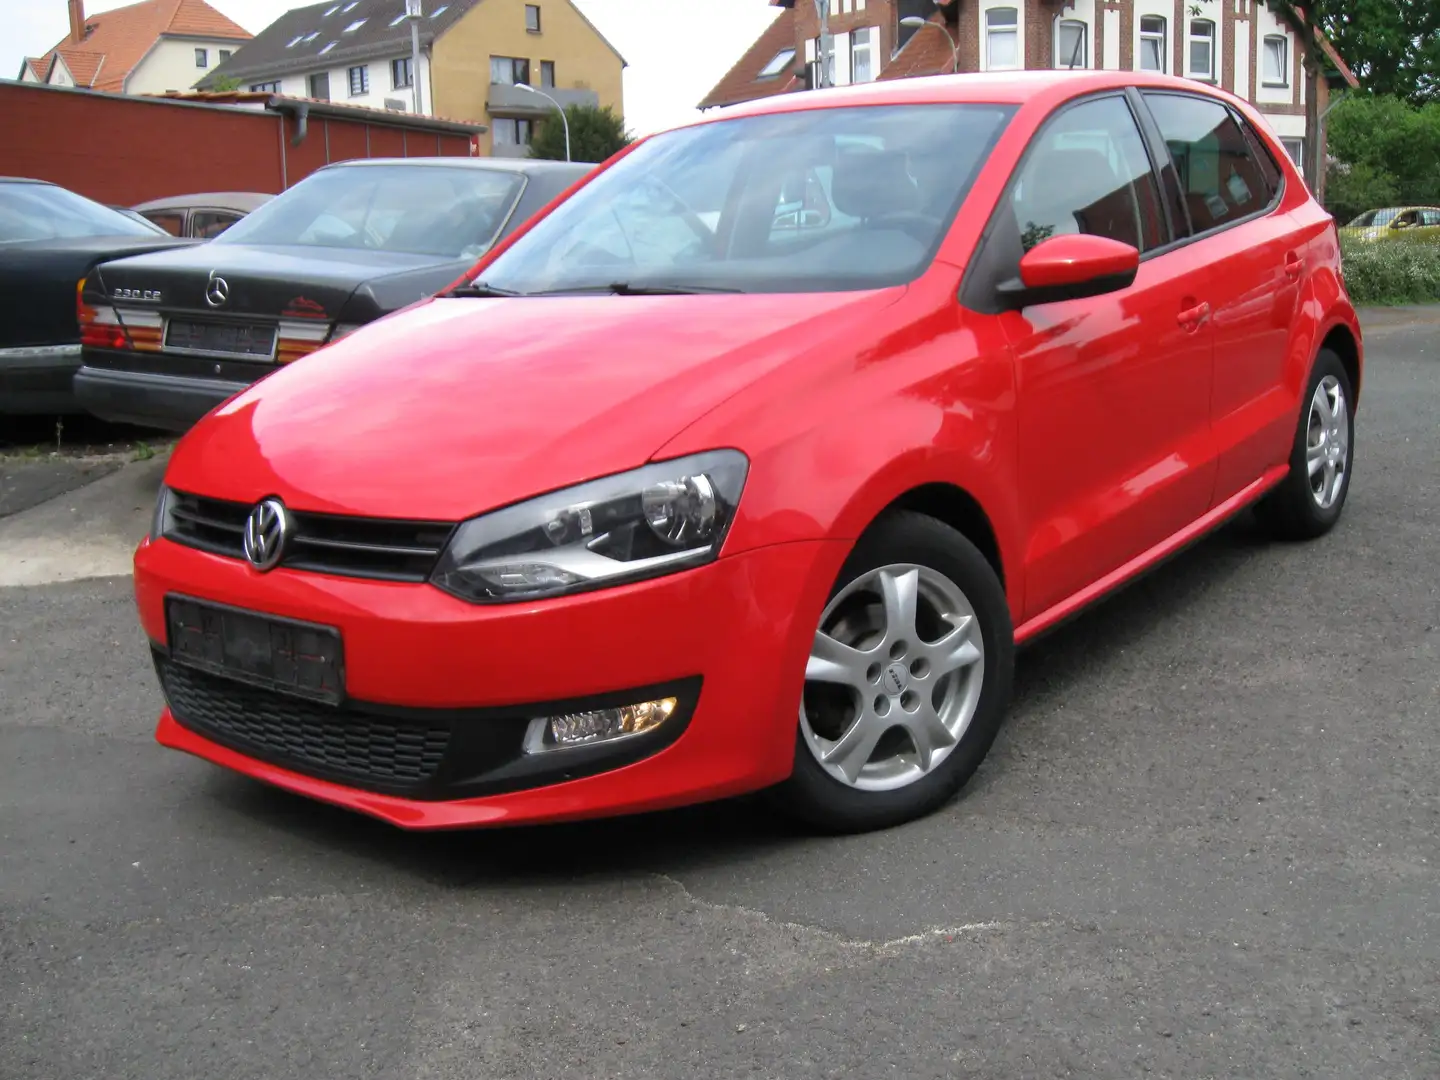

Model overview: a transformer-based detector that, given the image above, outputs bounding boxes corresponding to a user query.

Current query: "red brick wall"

[0,83,474,207]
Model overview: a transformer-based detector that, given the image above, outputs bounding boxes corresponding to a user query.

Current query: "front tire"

[1255,348,1355,541]
[773,511,1015,834]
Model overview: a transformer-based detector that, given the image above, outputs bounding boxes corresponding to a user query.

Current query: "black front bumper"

[0,344,83,414]
[74,347,272,431]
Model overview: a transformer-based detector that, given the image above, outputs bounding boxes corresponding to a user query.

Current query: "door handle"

[1284,251,1302,281]
[1177,301,1210,330]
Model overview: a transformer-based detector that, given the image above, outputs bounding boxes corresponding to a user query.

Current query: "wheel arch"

[1320,322,1362,408]
[880,482,1007,591]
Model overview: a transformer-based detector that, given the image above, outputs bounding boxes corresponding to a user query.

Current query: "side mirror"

[996,234,1140,310]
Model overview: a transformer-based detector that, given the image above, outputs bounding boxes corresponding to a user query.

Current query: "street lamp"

[515,83,570,162]
[402,0,423,115]
[899,16,959,74]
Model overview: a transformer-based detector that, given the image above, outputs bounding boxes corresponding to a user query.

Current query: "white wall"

[47,57,75,86]
[1102,7,1121,69]
[1181,0,1223,81]
[1054,0,1096,68]
[978,0,1023,72]
[1259,111,1305,138]
[129,36,245,94]
[1233,14,1250,100]
[1252,3,1295,106]
[248,52,434,113]
[1131,0,1174,74]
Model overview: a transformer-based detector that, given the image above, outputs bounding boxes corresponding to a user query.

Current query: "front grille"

[165,490,454,582]
[159,656,451,792]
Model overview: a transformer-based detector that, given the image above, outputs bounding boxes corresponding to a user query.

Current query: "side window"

[143,211,184,236]
[1420,210,1440,227]
[192,211,241,239]
[1011,95,1167,254]
[1143,92,1274,234]
[1240,115,1284,200]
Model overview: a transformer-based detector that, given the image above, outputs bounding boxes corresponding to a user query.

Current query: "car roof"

[683,69,1247,126]
[0,177,57,186]
[320,157,592,177]
[131,192,275,213]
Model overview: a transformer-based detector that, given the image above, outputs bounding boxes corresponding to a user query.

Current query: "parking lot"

[1,311,1436,1079]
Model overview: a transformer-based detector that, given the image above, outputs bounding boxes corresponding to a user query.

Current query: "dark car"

[131,192,274,239]
[75,157,591,431]
[0,178,195,415]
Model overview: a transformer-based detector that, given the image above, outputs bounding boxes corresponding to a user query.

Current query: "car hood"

[165,288,904,521]
[95,242,456,323]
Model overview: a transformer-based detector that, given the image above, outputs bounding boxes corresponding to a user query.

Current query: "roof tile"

[697,8,801,110]
[877,17,955,81]
[33,0,251,93]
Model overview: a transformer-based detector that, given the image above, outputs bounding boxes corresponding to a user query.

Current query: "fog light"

[522,696,678,753]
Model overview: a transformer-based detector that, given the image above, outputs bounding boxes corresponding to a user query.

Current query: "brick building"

[700,0,1356,175]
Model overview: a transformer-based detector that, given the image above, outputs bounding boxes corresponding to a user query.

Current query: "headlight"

[150,485,173,541]
[431,450,749,604]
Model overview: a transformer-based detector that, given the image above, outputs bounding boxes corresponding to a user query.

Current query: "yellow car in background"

[1343,206,1440,242]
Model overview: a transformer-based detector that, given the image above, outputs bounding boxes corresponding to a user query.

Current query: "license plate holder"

[164,318,277,360]
[165,596,345,705]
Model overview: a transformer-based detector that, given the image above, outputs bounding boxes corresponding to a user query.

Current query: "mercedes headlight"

[431,450,749,604]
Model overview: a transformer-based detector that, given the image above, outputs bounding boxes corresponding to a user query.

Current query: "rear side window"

[1143,92,1276,234]
[1010,95,1167,254]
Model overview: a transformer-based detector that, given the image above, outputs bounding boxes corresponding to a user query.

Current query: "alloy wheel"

[800,563,985,792]
[1306,373,1349,510]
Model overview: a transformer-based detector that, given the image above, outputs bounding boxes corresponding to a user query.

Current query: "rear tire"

[1255,348,1355,541]
[772,511,1015,834]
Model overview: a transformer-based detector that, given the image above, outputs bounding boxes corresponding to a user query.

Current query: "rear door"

[985,93,1218,621]
[1140,91,1304,504]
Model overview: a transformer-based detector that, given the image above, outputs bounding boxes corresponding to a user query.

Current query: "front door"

[997,94,1218,621]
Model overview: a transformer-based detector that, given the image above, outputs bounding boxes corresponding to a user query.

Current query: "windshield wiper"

[528,282,742,297]
[445,281,522,298]
[603,282,742,296]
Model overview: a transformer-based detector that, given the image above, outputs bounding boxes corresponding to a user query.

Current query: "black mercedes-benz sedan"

[75,157,592,432]
[0,178,194,416]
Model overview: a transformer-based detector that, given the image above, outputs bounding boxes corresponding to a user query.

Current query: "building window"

[348,65,369,96]
[1262,34,1289,85]
[852,27,876,82]
[491,56,531,85]
[392,57,414,88]
[1055,19,1087,69]
[344,18,366,33]
[540,60,555,88]
[493,117,534,146]
[250,80,281,93]
[1280,137,1303,165]
[986,8,1019,71]
[308,72,331,100]
[1188,19,1215,79]
[758,48,796,79]
[219,49,232,62]
[195,48,208,68]
[526,4,541,32]
[1139,15,1167,73]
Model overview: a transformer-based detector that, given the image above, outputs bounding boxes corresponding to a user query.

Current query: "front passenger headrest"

[830,145,921,219]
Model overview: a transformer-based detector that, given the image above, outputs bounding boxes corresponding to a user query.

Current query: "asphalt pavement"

[2,316,1437,1079]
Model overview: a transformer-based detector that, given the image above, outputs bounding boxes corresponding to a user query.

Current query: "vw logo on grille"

[242,497,290,571]
[205,271,230,308]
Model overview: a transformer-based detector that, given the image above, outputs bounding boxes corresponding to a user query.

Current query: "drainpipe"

[290,100,310,147]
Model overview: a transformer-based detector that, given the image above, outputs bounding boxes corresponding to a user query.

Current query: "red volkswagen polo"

[134,70,1362,834]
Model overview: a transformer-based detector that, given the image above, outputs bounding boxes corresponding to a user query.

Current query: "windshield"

[476,103,1015,295]
[0,182,162,243]
[214,164,526,259]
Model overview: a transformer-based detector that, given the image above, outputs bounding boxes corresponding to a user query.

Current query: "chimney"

[68,0,85,43]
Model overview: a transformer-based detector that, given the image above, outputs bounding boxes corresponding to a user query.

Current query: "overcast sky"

[0,0,780,135]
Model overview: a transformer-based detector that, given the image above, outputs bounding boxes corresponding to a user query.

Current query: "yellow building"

[201,0,625,158]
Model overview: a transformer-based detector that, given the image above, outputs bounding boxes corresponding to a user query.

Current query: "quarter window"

[1055,19,1087,69]
[1139,16,1167,73]
[986,8,1019,70]
[1262,35,1289,85]
[1010,95,1167,253]
[1188,19,1215,79]
[1143,92,1276,234]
